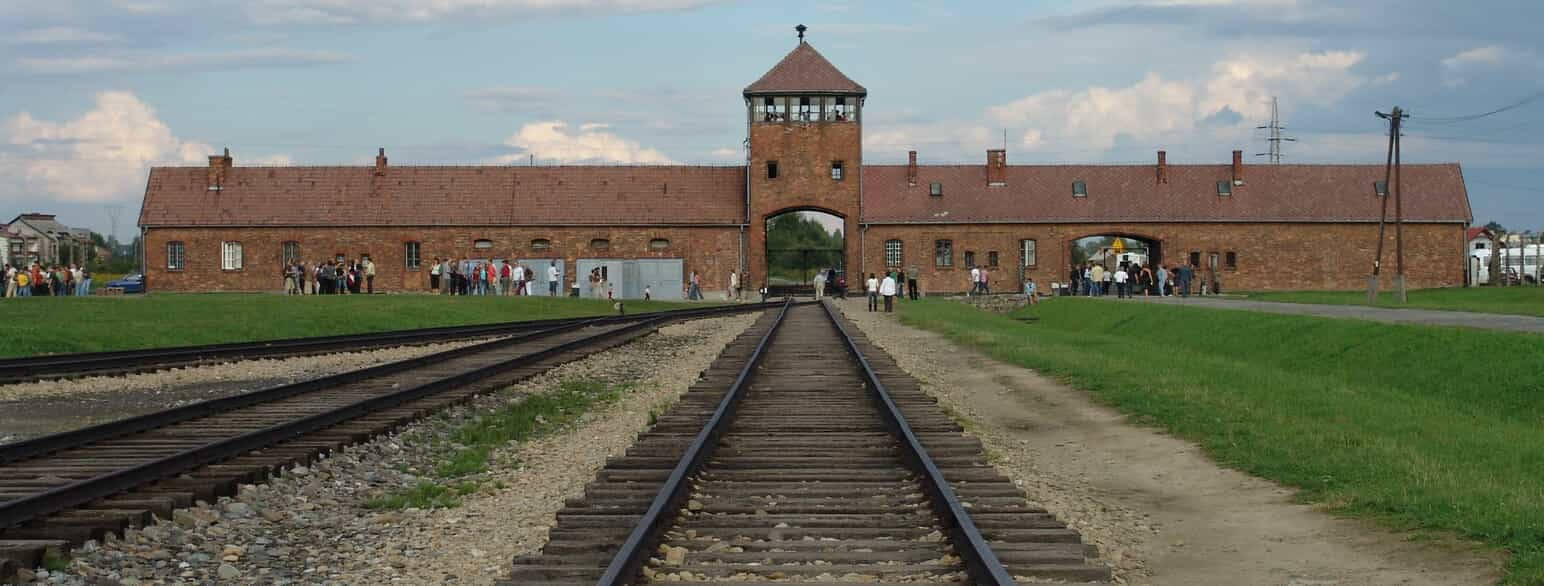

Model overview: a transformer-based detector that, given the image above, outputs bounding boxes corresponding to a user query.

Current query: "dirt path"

[837,299,1504,585]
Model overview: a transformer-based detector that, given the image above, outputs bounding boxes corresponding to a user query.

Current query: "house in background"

[1465,227,1495,286]
[0,224,28,267]
[5,213,96,266]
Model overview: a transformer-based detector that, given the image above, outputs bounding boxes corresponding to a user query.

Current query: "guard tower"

[744,25,867,291]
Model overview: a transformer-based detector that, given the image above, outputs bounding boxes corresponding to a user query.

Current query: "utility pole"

[1256,97,1295,165]
[1371,106,1409,304]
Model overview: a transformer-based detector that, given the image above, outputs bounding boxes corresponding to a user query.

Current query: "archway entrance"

[765,210,845,296]
[1069,234,1164,294]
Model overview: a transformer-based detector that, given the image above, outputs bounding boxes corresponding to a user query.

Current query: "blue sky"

[2,0,1540,239]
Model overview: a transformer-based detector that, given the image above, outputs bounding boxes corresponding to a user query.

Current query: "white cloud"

[987,50,1366,153]
[17,48,353,74]
[709,147,740,159]
[491,121,672,164]
[1441,45,1509,87]
[8,27,121,45]
[1,92,211,203]
[244,0,724,25]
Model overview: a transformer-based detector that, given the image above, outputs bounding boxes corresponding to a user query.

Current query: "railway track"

[0,302,779,580]
[0,306,722,385]
[506,302,1110,585]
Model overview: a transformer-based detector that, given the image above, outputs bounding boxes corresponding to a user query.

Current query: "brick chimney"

[375,147,388,176]
[1231,150,1243,185]
[987,149,1007,186]
[907,151,918,186]
[1156,150,1168,184]
[207,148,232,191]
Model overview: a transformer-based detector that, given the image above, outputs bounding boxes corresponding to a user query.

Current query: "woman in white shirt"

[865,273,879,312]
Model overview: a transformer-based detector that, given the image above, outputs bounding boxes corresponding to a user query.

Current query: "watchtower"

[744,26,866,290]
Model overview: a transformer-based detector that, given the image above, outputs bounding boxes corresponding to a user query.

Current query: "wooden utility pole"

[1370,107,1408,304]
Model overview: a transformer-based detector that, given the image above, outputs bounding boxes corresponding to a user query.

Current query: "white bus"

[1471,244,1543,285]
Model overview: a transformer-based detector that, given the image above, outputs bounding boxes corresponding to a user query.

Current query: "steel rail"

[0,302,781,466]
[595,299,795,586]
[0,313,685,530]
[819,300,1015,585]
[0,304,772,384]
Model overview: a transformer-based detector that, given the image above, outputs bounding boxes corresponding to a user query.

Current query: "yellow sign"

[1112,239,1125,254]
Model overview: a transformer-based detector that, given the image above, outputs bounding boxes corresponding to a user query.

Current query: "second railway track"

[507,302,1110,585]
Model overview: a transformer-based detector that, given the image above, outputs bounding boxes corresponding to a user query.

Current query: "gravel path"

[48,312,759,586]
[0,339,490,444]
[835,298,1503,586]
[1128,295,1544,333]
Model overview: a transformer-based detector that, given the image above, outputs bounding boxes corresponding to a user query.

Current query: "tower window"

[831,161,844,181]
[767,161,779,179]
[929,182,943,197]
[798,96,813,121]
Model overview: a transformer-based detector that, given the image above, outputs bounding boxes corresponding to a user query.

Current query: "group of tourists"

[429,258,558,297]
[1069,261,1198,299]
[282,257,375,295]
[863,267,924,312]
[4,262,92,297]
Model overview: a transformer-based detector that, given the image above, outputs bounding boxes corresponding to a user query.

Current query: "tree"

[1484,221,1505,233]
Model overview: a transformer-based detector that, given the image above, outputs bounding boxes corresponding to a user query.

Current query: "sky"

[2,0,1541,240]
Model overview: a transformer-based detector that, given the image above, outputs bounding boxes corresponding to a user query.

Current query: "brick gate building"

[139,39,1472,295]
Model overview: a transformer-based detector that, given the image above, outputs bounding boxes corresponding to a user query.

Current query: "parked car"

[106,273,145,294]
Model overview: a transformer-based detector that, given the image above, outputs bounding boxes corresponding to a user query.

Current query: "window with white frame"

[884,239,903,267]
[1020,239,1037,267]
[221,241,243,270]
[167,241,185,271]
[404,241,421,270]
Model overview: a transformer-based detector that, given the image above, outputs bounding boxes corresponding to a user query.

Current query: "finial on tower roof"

[796,24,807,43]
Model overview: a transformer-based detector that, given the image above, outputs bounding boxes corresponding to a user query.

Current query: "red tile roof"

[744,42,866,96]
[139,165,747,227]
[1466,227,1492,240]
[862,163,1471,224]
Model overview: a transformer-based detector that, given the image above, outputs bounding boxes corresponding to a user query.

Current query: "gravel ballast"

[0,339,490,444]
[44,312,759,585]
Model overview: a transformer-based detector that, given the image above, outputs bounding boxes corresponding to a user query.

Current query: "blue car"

[106,273,145,294]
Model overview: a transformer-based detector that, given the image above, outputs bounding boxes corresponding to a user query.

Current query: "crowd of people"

[1069,261,1199,298]
[3,262,92,297]
[281,257,376,295]
[426,258,557,297]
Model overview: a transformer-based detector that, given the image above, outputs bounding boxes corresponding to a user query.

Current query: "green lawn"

[898,298,1544,583]
[0,294,704,358]
[1248,287,1544,317]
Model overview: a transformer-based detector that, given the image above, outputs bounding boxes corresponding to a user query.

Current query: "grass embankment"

[1248,287,1544,317]
[0,294,703,358]
[365,379,622,510]
[898,298,1544,583]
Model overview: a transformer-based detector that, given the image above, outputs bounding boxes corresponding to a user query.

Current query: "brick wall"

[859,222,1466,293]
[747,120,862,285]
[143,226,743,294]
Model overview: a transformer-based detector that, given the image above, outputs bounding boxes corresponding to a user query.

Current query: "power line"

[1409,91,1544,124]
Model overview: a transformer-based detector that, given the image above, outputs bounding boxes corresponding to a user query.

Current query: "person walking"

[812,269,826,300]
[865,273,879,312]
[547,261,559,296]
[968,265,980,296]
[1178,263,1192,297]
[510,261,524,296]
[906,265,920,300]
[879,272,897,312]
[688,271,702,300]
[498,261,511,296]
[15,268,29,297]
[729,270,740,301]
[1156,263,1169,297]
[363,256,376,294]
[1090,264,1105,296]
[1113,265,1129,299]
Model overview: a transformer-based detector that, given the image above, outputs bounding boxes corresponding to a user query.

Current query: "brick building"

[139,39,1472,295]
